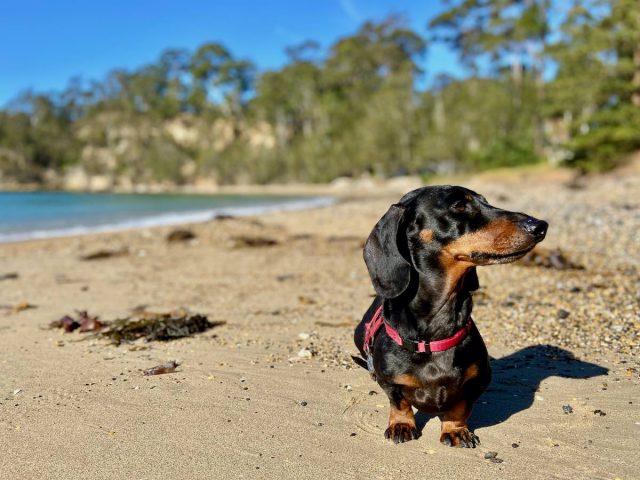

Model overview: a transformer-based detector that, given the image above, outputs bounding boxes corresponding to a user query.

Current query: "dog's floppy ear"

[363,204,412,299]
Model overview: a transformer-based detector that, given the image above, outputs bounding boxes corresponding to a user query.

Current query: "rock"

[62,166,90,191]
[166,229,196,243]
[297,348,313,358]
[298,296,316,305]
[143,360,180,376]
[557,309,571,319]
[89,174,112,191]
[518,247,584,270]
[231,236,279,248]
[0,272,18,281]
[80,248,129,261]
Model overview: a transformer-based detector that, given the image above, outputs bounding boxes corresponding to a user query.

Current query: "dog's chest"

[397,363,468,413]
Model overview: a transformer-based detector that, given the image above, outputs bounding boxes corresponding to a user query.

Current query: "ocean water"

[0,191,334,243]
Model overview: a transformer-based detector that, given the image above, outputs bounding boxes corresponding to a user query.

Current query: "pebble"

[297,348,313,358]
[299,401,308,407]
[484,452,504,463]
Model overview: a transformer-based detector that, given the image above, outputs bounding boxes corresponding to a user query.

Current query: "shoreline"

[0,166,583,246]
[0,193,336,245]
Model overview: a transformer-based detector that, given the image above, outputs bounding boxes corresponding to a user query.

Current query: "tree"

[320,16,426,177]
[188,42,232,113]
[561,0,640,169]
[430,0,551,154]
[157,48,190,117]
[2,90,79,180]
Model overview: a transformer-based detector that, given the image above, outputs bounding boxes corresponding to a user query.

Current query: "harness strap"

[363,304,473,354]
[363,305,384,353]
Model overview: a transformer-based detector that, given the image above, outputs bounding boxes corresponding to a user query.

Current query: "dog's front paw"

[384,423,420,444]
[440,427,479,448]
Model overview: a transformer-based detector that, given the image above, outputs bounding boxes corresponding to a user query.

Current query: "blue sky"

[0,0,463,106]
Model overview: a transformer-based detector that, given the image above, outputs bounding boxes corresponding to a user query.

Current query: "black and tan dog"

[354,186,547,447]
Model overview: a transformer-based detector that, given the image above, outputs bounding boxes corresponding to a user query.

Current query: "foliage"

[1,4,639,186]
[549,0,640,170]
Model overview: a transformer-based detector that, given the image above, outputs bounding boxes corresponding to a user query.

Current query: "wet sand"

[1,170,638,479]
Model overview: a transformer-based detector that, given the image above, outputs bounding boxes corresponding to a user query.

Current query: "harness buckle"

[404,339,431,354]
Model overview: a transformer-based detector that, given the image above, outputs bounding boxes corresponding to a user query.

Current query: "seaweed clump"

[518,247,584,270]
[100,309,224,345]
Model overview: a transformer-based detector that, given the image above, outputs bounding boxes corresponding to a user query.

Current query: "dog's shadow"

[416,344,609,432]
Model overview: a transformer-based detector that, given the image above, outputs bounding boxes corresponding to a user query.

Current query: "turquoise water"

[0,191,333,243]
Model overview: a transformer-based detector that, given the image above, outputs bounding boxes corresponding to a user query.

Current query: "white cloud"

[339,0,363,23]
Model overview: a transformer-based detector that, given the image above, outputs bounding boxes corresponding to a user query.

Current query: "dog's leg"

[439,399,479,448]
[386,397,419,444]
[379,381,419,443]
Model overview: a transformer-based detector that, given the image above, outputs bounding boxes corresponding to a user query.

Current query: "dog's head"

[364,186,548,299]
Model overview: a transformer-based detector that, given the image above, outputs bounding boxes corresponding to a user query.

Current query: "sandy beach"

[1,170,638,480]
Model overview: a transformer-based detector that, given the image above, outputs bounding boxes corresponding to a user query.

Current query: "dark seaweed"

[80,248,129,261]
[231,235,278,248]
[100,310,225,345]
[166,229,196,243]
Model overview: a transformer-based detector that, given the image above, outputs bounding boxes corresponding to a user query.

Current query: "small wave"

[0,196,335,243]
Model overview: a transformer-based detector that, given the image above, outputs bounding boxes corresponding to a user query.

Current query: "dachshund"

[353,185,548,447]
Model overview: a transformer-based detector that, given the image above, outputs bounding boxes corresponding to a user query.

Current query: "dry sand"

[0,171,638,480]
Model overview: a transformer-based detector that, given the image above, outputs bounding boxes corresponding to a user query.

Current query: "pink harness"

[363,304,473,355]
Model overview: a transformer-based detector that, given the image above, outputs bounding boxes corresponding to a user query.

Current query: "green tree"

[1,91,79,181]
[188,42,232,114]
[430,0,550,155]
[556,0,640,169]
[320,16,426,178]
[157,48,190,117]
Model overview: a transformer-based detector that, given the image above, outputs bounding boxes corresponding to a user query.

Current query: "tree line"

[1,0,639,186]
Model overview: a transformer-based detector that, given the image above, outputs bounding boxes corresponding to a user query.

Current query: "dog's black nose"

[522,218,548,240]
